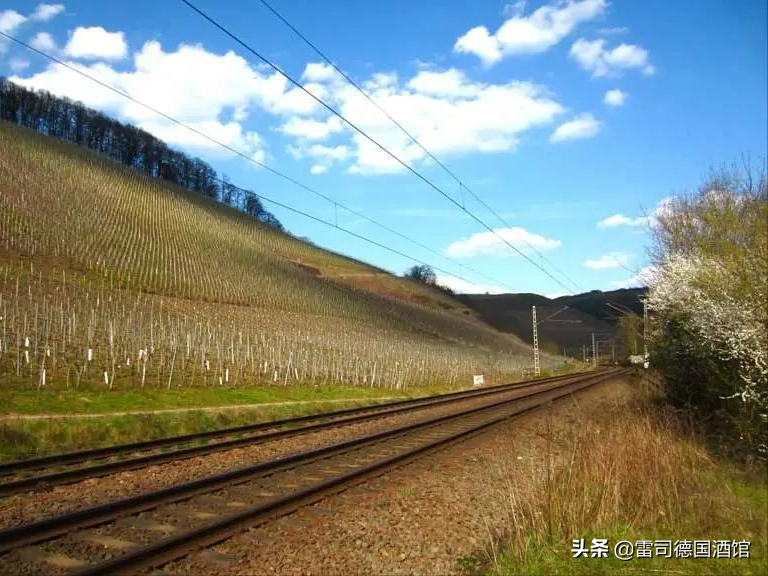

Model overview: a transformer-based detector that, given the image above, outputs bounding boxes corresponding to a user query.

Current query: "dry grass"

[493,411,706,557]
[476,383,767,575]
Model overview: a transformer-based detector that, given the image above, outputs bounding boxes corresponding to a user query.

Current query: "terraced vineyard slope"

[0,121,558,391]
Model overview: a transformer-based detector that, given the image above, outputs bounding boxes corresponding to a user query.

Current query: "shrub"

[647,161,767,459]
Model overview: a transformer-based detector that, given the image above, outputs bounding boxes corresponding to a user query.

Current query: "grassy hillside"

[459,288,646,356]
[0,121,557,392]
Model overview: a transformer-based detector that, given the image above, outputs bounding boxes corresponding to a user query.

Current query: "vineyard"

[0,121,559,391]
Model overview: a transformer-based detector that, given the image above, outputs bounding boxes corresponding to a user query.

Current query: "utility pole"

[582,344,586,363]
[532,306,540,377]
[531,305,577,372]
[592,332,596,366]
[611,343,615,364]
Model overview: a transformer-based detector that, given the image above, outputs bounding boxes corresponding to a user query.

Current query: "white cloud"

[453,27,502,67]
[604,88,626,106]
[138,117,266,163]
[272,83,324,116]
[445,226,561,258]
[31,3,65,22]
[10,40,292,161]
[584,251,630,270]
[0,10,25,54]
[610,265,656,288]
[0,9,26,53]
[10,32,564,177]
[64,26,128,61]
[550,113,601,142]
[308,144,350,161]
[570,38,654,77]
[330,71,564,173]
[302,62,339,83]
[454,0,606,66]
[503,1,528,18]
[9,57,30,72]
[364,71,398,91]
[598,26,628,36]
[0,10,26,33]
[435,275,506,295]
[278,116,342,141]
[597,214,647,228]
[596,197,672,229]
[29,31,57,52]
[290,143,349,161]
[406,68,479,98]
[289,143,350,173]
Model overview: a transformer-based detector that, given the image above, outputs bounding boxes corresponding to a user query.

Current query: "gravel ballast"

[0,384,554,530]
[157,377,636,576]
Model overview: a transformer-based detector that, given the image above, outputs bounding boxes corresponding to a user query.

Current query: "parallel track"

[0,368,627,576]
[0,370,599,497]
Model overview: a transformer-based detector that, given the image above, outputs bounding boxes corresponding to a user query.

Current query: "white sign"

[473,374,484,387]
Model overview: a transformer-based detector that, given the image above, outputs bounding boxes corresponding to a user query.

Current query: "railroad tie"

[74,534,137,550]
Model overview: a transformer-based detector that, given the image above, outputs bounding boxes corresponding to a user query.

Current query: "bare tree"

[404,265,437,286]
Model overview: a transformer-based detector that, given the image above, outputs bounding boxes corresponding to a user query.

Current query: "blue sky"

[1,0,766,296]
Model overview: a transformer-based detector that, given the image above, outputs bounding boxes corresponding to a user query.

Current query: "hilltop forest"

[0,78,283,230]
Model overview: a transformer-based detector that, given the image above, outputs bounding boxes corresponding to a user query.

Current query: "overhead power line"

[211,175,481,284]
[253,0,582,293]
[0,30,509,292]
[181,0,577,295]
[537,306,571,325]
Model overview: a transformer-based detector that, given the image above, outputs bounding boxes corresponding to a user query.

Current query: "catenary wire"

[0,30,511,292]
[181,0,577,295]
[253,0,582,293]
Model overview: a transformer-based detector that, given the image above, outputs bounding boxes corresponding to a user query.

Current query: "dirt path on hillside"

[0,397,406,421]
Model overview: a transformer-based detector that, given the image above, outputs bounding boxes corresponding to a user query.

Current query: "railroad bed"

[0,368,626,575]
[0,370,595,497]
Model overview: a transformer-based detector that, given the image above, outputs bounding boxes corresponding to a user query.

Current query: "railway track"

[0,368,626,576]
[0,370,600,497]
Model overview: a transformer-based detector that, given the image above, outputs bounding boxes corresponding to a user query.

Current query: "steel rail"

[0,369,587,475]
[75,368,627,576]
[0,368,624,560]
[0,370,599,497]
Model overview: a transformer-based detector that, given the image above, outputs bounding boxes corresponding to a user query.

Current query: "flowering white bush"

[648,254,767,408]
[647,164,767,458]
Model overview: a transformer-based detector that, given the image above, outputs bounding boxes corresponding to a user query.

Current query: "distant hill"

[458,288,647,358]
[553,288,646,323]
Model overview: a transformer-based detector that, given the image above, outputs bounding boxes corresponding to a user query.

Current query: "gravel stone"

[0,386,549,531]
[156,377,634,575]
